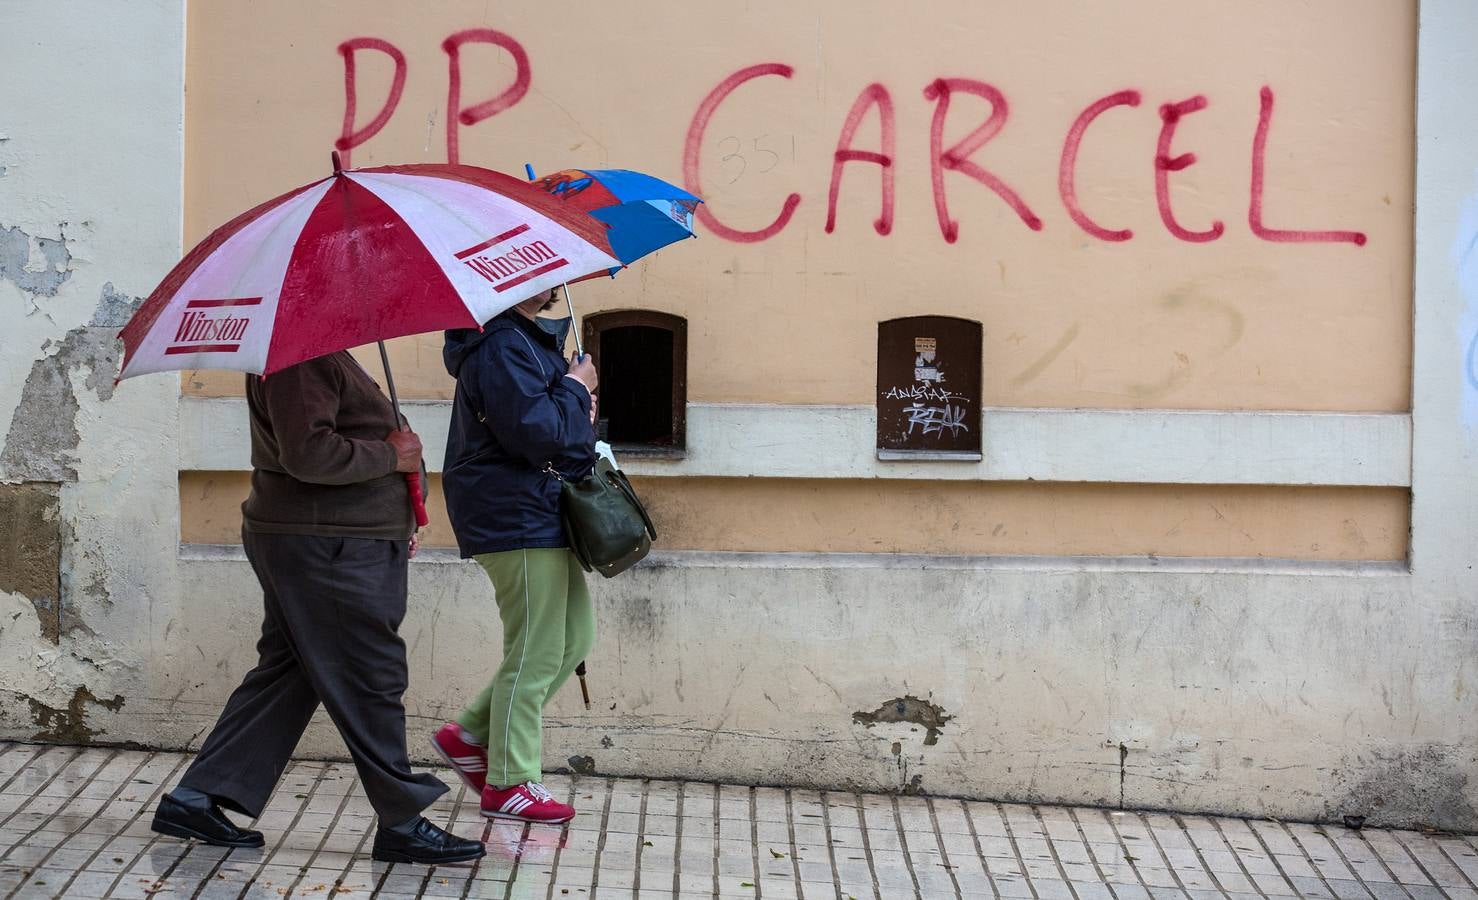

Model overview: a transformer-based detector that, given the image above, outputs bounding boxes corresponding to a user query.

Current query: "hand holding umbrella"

[525,165,702,354]
[379,346,429,527]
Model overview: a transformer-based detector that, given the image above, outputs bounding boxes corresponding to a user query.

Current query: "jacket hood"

[443,310,571,377]
[442,314,517,378]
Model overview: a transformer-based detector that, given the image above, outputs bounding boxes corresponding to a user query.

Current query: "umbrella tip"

[331,151,343,174]
[524,163,536,180]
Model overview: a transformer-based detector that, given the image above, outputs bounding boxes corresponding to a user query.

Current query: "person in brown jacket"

[150,350,484,865]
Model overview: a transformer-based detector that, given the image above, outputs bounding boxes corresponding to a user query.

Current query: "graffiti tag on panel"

[877,317,982,455]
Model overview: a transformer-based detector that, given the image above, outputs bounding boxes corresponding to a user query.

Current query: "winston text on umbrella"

[456,225,569,293]
[165,297,261,355]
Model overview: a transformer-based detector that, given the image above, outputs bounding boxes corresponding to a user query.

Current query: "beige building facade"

[3,0,1478,829]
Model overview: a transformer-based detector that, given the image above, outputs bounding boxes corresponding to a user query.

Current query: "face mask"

[535,315,572,351]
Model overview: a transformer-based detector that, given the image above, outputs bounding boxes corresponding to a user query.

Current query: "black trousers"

[179,529,447,824]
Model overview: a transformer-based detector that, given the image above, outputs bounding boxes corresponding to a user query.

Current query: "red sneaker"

[481,782,575,824]
[429,723,487,793]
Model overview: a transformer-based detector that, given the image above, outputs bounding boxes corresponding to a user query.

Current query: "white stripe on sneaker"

[429,733,485,792]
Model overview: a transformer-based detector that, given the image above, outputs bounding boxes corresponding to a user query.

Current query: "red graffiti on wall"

[1250,86,1367,246]
[334,38,407,169]
[1154,96,1225,243]
[1060,90,1142,242]
[826,83,895,236]
[328,33,1370,250]
[682,63,803,244]
[680,65,1369,248]
[924,78,1044,242]
[334,31,530,167]
[442,29,531,166]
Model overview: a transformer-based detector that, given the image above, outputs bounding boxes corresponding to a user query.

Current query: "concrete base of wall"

[18,547,1467,832]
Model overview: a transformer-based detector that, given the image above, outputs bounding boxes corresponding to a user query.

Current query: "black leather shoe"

[371,817,485,864]
[151,795,265,848]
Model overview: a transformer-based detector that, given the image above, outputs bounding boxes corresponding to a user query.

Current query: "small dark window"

[583,311,687,456]
[876,316,983,460]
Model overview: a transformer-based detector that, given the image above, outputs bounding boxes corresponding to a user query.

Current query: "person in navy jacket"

[432,287,598,824]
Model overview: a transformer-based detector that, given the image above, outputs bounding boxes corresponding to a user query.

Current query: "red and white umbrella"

[118,156,620,527]
[118,159,619,380]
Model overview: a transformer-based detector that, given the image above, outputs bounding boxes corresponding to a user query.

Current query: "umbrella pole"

[376,340,403,416]
[561,282,584,358]
[527,160,583,358]
[378,340,430,528]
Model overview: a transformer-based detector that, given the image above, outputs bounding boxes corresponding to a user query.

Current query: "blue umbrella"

[526,164,702,354]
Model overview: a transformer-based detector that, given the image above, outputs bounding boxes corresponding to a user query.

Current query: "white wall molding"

[1410,0,1478,578]
[181,397,1411,486]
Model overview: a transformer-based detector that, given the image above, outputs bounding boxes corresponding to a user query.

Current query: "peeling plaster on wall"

[852,695,954,746]
[0,0,188,769]
[53,514,102,640]
[0,223,72,298]
[91,282,142,327]
[27,685,124,743]
[851,695,956,793]
[0,583,139,749]
[0,290,133,482]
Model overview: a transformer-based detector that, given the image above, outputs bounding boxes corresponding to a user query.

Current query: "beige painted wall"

[184,0,1414,411]
[181,472,1409,561]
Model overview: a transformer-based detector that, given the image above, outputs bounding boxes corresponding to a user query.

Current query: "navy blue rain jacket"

[442,310,597,557]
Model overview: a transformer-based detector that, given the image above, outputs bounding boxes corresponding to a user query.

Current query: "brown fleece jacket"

[240,351,414,540]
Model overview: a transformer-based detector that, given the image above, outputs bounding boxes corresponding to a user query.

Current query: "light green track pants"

[456,548,595,788]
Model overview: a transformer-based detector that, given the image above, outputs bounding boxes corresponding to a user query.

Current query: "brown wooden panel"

[877,316,983,457]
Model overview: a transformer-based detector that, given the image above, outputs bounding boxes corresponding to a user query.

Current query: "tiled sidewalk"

[0,743,1475,899]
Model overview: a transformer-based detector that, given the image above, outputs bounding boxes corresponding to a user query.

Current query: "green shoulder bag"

[545,457,657,578]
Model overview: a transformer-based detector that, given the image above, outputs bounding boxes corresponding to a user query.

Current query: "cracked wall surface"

[0,293,135,482]
[0,0,184,751]
[0,223,72,298]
